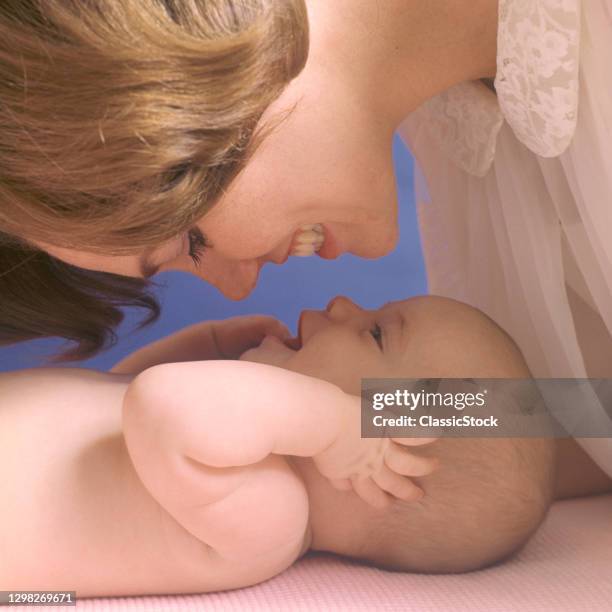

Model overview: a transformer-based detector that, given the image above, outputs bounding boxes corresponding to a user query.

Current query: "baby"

[0,296,555,598]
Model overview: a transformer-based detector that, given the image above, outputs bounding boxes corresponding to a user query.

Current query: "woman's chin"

[239,335,298,367]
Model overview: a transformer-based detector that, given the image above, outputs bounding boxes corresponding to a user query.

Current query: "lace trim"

[495,0,581,158]
[410,82,504,178]
[411,0,581,175]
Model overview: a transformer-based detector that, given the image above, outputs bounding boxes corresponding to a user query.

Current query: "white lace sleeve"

[403,82,504,178]
[494,0,581,157]
[400,0,582,176]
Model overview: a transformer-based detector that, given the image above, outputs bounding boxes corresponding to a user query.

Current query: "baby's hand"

[211,316,291,359]
[313,395,438,509]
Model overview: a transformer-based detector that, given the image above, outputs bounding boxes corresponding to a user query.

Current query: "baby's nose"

[326,296,363,321]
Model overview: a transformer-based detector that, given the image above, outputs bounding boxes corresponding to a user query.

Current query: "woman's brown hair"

[0,0,308,360]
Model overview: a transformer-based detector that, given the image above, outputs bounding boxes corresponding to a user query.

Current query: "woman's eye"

[369,323,383,350]
[187,227,210,266]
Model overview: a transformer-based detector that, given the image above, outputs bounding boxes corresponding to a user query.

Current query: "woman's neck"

[306,0,499,128]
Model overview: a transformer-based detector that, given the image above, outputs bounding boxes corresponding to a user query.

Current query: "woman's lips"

[267,238,293,265]
[290,224,324,257]
[269,224,341,265]
[317,224,340,260]
[272,227,315,264]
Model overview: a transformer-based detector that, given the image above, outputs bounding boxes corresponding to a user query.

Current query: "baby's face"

[240,295,501,395]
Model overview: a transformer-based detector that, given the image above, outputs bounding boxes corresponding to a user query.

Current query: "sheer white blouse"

[399,0,612,476]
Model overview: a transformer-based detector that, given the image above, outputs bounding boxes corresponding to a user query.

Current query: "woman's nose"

[326,296,363,321]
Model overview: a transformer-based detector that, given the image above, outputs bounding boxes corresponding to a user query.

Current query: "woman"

[1,0,611,495]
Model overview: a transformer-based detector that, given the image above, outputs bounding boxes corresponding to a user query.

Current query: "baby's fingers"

[372,464,423,502]
[385,444,439,477]
[350,475,393,510]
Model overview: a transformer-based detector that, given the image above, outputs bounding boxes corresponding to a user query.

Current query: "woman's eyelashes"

[187,226,210,266]
[369,322,383,350]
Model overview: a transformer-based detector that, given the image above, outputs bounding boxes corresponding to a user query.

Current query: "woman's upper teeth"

[291,224,324,257]
[295,229,322,244]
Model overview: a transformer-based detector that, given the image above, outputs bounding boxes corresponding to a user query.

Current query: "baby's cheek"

[286,345,345,384]
[286,352,372,397]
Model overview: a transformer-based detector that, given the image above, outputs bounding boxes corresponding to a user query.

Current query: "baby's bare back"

[0,368,306,597]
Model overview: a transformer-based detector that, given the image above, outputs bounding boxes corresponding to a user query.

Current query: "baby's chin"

[239,334,299,368]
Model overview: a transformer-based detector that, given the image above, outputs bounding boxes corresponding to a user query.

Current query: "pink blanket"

[74,495,612,611]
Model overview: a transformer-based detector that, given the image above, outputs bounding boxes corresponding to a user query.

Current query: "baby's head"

[242,295,539,572]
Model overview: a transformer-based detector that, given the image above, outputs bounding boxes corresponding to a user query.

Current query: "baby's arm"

[123,361,435,563]
[112,316,289,375]
[0,363,425,596]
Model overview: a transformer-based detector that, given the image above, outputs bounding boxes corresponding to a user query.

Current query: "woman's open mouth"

[288,223,341,260]
[289,224,325,257]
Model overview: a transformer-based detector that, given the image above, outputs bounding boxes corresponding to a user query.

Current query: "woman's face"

[189,64,400,298]
[42,5,400,299]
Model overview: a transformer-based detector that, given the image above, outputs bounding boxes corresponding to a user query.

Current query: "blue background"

[0,136,427,373]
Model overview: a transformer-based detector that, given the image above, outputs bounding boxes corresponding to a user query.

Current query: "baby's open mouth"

[283,311,306,350]
[290,224,324,257]
[284,335,302,350]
